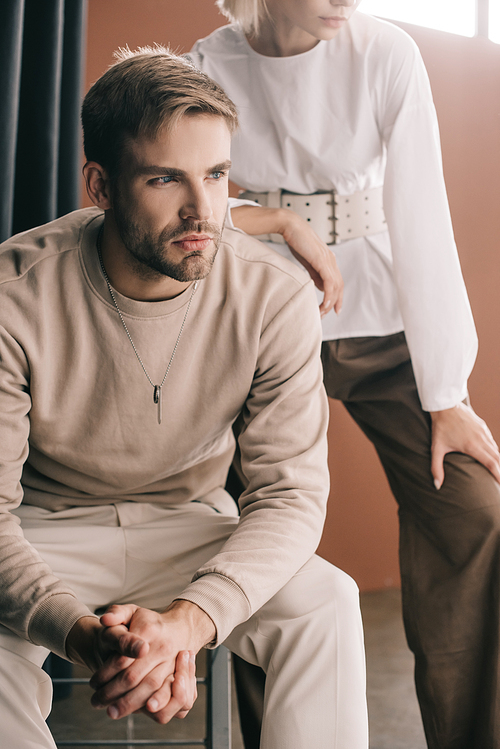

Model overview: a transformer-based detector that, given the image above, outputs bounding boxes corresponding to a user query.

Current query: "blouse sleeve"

[379,34,477,411]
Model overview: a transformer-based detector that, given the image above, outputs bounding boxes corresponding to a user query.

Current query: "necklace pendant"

[153,385,162,425]
[98,231,199,427]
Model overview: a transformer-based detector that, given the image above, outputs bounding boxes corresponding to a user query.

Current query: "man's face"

[110,114,232,284]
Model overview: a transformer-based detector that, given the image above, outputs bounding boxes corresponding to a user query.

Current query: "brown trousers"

[235,332,500,749]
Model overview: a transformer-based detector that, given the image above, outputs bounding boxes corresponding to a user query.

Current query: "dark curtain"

[0,0,87,243]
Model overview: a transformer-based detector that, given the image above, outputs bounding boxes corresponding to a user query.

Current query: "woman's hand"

[231,205,343,317]
[430,403,500,489]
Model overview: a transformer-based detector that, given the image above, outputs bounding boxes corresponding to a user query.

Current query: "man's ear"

[83,161,112,210]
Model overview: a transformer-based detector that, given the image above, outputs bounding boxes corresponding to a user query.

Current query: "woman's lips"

[174,235,212,252]
[320,16,348,28]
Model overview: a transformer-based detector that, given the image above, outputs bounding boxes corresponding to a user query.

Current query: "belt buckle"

[280,191,337,246]
[333,187,387,243]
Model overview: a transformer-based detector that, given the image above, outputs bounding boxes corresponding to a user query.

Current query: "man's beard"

[113,207,223,283]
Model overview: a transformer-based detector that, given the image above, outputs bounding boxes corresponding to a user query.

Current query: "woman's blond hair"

[216,0,269,34]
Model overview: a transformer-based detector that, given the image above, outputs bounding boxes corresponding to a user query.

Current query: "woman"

[188,3,500,748]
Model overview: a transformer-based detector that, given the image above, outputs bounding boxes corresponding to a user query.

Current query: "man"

[0,47,367,748]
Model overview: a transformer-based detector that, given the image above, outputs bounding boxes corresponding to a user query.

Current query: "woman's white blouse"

[188,12,477,411]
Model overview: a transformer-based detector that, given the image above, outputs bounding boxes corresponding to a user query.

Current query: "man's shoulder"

[220,227,310,290]
[0,208,101,286]
[215,228,317,331]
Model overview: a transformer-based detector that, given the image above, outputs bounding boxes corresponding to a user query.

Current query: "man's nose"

[179,184,212,222]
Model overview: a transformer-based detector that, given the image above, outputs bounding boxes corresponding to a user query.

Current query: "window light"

[360,0,476,38]
[490,0,500,42]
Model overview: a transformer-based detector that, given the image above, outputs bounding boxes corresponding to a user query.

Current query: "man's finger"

[150,676,196,723]
[147,651,197,723]
[147,675,187,724]
[99,623,148,660]
[146,651,190,716]
[145,674,175,716]
[100,603,139,627]
[89,650,137,691]
[93,661,174,718]
[91,659,150,707]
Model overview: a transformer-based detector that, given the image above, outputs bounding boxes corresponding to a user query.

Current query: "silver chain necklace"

[96,228,198,425]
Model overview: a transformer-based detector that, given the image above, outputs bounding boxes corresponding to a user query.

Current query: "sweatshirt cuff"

[28,593,98,661]
[176,573,252,647]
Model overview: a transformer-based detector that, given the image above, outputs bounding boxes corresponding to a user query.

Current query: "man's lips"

[173,234,213,252]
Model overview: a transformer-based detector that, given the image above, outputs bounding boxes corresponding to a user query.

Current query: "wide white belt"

[239,186,386,245]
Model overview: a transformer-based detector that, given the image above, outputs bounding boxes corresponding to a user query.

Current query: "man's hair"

[82,45,239,178]
[216,0,269,34]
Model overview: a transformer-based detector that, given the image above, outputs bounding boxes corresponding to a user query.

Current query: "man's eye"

[210,171,226,180]
[153,176,175,185]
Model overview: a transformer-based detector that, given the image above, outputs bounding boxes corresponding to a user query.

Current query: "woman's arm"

[380,34,500,486]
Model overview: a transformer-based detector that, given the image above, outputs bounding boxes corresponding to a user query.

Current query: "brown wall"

[85,1,500,591]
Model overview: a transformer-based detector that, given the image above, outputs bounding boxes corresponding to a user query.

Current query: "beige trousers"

[0,498,368,749]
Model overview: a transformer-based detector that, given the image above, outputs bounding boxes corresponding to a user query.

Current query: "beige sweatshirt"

[0,208,329,659]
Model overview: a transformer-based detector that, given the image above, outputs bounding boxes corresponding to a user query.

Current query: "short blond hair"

[82,45,238,178]
[216,0,269,34]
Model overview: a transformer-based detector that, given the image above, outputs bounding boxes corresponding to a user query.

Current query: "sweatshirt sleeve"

[0,326,96,660]
[379,34,477,411]
[177,280,329,645]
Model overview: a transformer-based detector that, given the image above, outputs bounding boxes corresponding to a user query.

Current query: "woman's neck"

[247,19,320,57]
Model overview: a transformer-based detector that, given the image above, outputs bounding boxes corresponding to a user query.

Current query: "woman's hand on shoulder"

[281,210,343,317]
